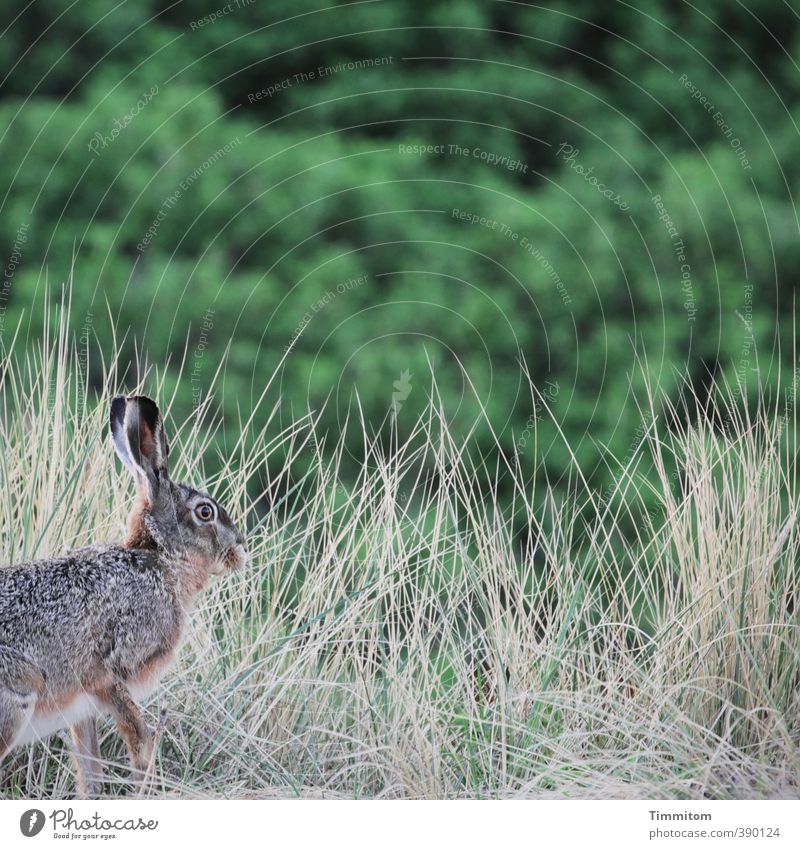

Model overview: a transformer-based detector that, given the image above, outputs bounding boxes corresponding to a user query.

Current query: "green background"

[0,0,796,509]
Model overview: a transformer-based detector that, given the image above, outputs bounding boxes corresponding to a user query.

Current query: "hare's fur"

[1,546,182,750]
[0,396,246,796]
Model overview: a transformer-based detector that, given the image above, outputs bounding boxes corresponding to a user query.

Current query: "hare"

[0,395,247,797]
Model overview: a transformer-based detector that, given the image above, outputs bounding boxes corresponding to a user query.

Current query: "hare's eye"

[195,503,215,522]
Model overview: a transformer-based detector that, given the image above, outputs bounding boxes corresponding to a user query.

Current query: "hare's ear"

[110,395,169,501]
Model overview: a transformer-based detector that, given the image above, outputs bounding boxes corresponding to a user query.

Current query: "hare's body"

[0,396,247,796]
[0,545,186,751]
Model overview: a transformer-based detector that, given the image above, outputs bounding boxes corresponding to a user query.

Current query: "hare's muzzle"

[224,542,248,571]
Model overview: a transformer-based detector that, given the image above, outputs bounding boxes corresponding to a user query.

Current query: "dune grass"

[0,312,798,799]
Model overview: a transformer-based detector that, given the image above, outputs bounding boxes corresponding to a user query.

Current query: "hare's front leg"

[95,682,153,786]
[70,717,103,798]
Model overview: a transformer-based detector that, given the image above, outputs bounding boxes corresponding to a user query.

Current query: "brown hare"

[0,395,247,796]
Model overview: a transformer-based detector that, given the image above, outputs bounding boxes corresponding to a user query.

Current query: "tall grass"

[0,311,798,799]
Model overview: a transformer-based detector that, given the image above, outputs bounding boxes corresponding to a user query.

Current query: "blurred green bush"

[0,0,796,511]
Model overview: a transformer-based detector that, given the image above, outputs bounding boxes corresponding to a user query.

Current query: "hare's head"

[110,395,247,575]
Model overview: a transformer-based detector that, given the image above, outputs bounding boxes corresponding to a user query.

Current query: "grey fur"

[0,396,247,797]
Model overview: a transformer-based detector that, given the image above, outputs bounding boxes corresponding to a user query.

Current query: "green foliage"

[0,1,796,505]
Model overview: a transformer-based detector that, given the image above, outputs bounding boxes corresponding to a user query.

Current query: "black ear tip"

[110,395,162,433]
[129,395,160,415]
[110,396,127,423]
